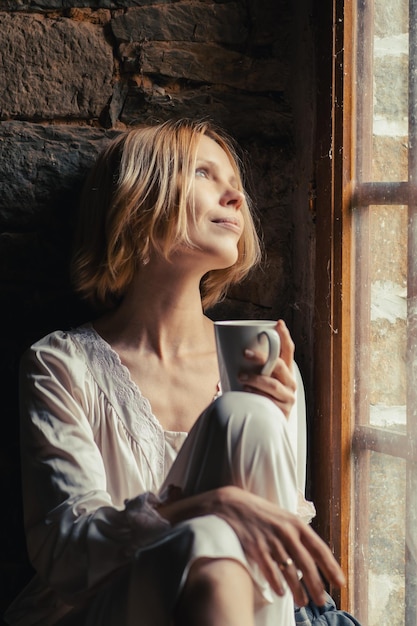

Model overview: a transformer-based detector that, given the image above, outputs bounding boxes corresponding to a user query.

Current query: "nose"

[220,187,244,210]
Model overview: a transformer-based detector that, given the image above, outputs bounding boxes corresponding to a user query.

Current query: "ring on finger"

[278,557,294,571]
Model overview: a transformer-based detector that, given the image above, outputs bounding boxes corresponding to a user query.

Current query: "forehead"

[196,134,236,172]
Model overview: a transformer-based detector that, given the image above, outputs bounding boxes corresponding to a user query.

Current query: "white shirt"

[6,325,314,626]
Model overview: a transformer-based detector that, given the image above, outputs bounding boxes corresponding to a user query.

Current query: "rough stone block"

[121,41,288,91]
[111,3,248,45]
[374,54,408,122]
[0,0,173,8]
[372,134,408,185]
[0,13,113,119]
[0,122,118,227]
[374,1,408,39]
[121,84,291,140]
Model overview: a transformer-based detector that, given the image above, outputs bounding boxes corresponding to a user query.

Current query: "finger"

[288,541,328,606]
[275,320,295,369]
[258,361,297,395]
[243,344,297,396]
[267,528,309,605]
[286,527,345,605]
[300,529,346,591]
[241,349,292,388]
[242,351,295,389]
[257,552,287,597]
[270,356,297,389]
[239,372,296,417]
[240,385,294,418]
[238,531,286,597]
[257,529,309,605]
[273,552,308,606]
[243,347,265,365]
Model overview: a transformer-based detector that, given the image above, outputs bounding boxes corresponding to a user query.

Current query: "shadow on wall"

[0,213,93,621]
[0,125,112,618]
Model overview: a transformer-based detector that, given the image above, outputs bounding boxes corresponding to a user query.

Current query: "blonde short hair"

[71,119,262,311]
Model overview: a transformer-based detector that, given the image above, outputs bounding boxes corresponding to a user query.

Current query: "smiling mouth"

[211,218,242,232]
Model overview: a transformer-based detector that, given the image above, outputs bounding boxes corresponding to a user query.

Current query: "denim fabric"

[294,592,362,625]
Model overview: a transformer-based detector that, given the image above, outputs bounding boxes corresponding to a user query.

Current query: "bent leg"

[59,394,298,626]
[162,392,298,514]
[161,392,298,626]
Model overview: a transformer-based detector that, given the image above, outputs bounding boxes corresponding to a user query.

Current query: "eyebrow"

[196,158,239,187]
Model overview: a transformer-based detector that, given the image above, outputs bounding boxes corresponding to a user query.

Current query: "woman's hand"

[158,486,345,608]
[213,487,345,608]
[239,319,297,418]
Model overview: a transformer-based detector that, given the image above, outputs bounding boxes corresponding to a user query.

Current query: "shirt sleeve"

[19,332,170,604]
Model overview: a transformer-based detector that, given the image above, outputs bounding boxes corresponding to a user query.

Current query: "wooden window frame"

[312,0,354,610]
[313,0,417,619]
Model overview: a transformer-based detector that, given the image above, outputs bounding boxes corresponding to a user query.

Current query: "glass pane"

[367,452,406,626]
[372,0,408,182]
[352,203,407,430]
[369,204,407,428]
[357,0,409,182]
[353,198,409,620]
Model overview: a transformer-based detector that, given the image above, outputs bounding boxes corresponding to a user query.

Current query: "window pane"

[372,0,408,182]
[353,198,409,621]
[357,0,409,182]
[367,452,406,626]
[369,204,407,425]
[353,204,407,430]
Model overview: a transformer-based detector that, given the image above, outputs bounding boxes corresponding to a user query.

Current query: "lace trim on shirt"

[70,324,166,481]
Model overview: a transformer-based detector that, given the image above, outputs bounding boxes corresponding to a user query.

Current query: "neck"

[94,261,214,359]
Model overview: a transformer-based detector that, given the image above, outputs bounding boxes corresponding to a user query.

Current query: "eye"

[195,167,209,178]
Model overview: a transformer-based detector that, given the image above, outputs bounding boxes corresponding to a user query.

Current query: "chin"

[212,252,239,270]
[178,241,239,270]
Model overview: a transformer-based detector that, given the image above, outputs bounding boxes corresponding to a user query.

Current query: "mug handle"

[258,329,280,376]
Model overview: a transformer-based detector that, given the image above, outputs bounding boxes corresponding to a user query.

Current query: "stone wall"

[0,0,316,616]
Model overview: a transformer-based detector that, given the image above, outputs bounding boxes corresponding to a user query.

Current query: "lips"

[211,217,242,233]
[212,218,239,225]
[211,217,241,230]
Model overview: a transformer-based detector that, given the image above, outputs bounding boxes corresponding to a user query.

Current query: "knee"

[210,391,287,438]
[209,392,295,477]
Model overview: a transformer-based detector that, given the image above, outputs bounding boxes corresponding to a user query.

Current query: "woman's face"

[182,134,245,271]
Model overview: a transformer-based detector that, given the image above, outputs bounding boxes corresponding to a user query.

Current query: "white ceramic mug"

[214,320,280,392]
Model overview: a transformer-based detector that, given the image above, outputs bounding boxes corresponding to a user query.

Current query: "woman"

[5,119,344,626]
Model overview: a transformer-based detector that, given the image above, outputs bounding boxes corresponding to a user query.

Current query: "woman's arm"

[157,486,345,608]
[20,333,170,603]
